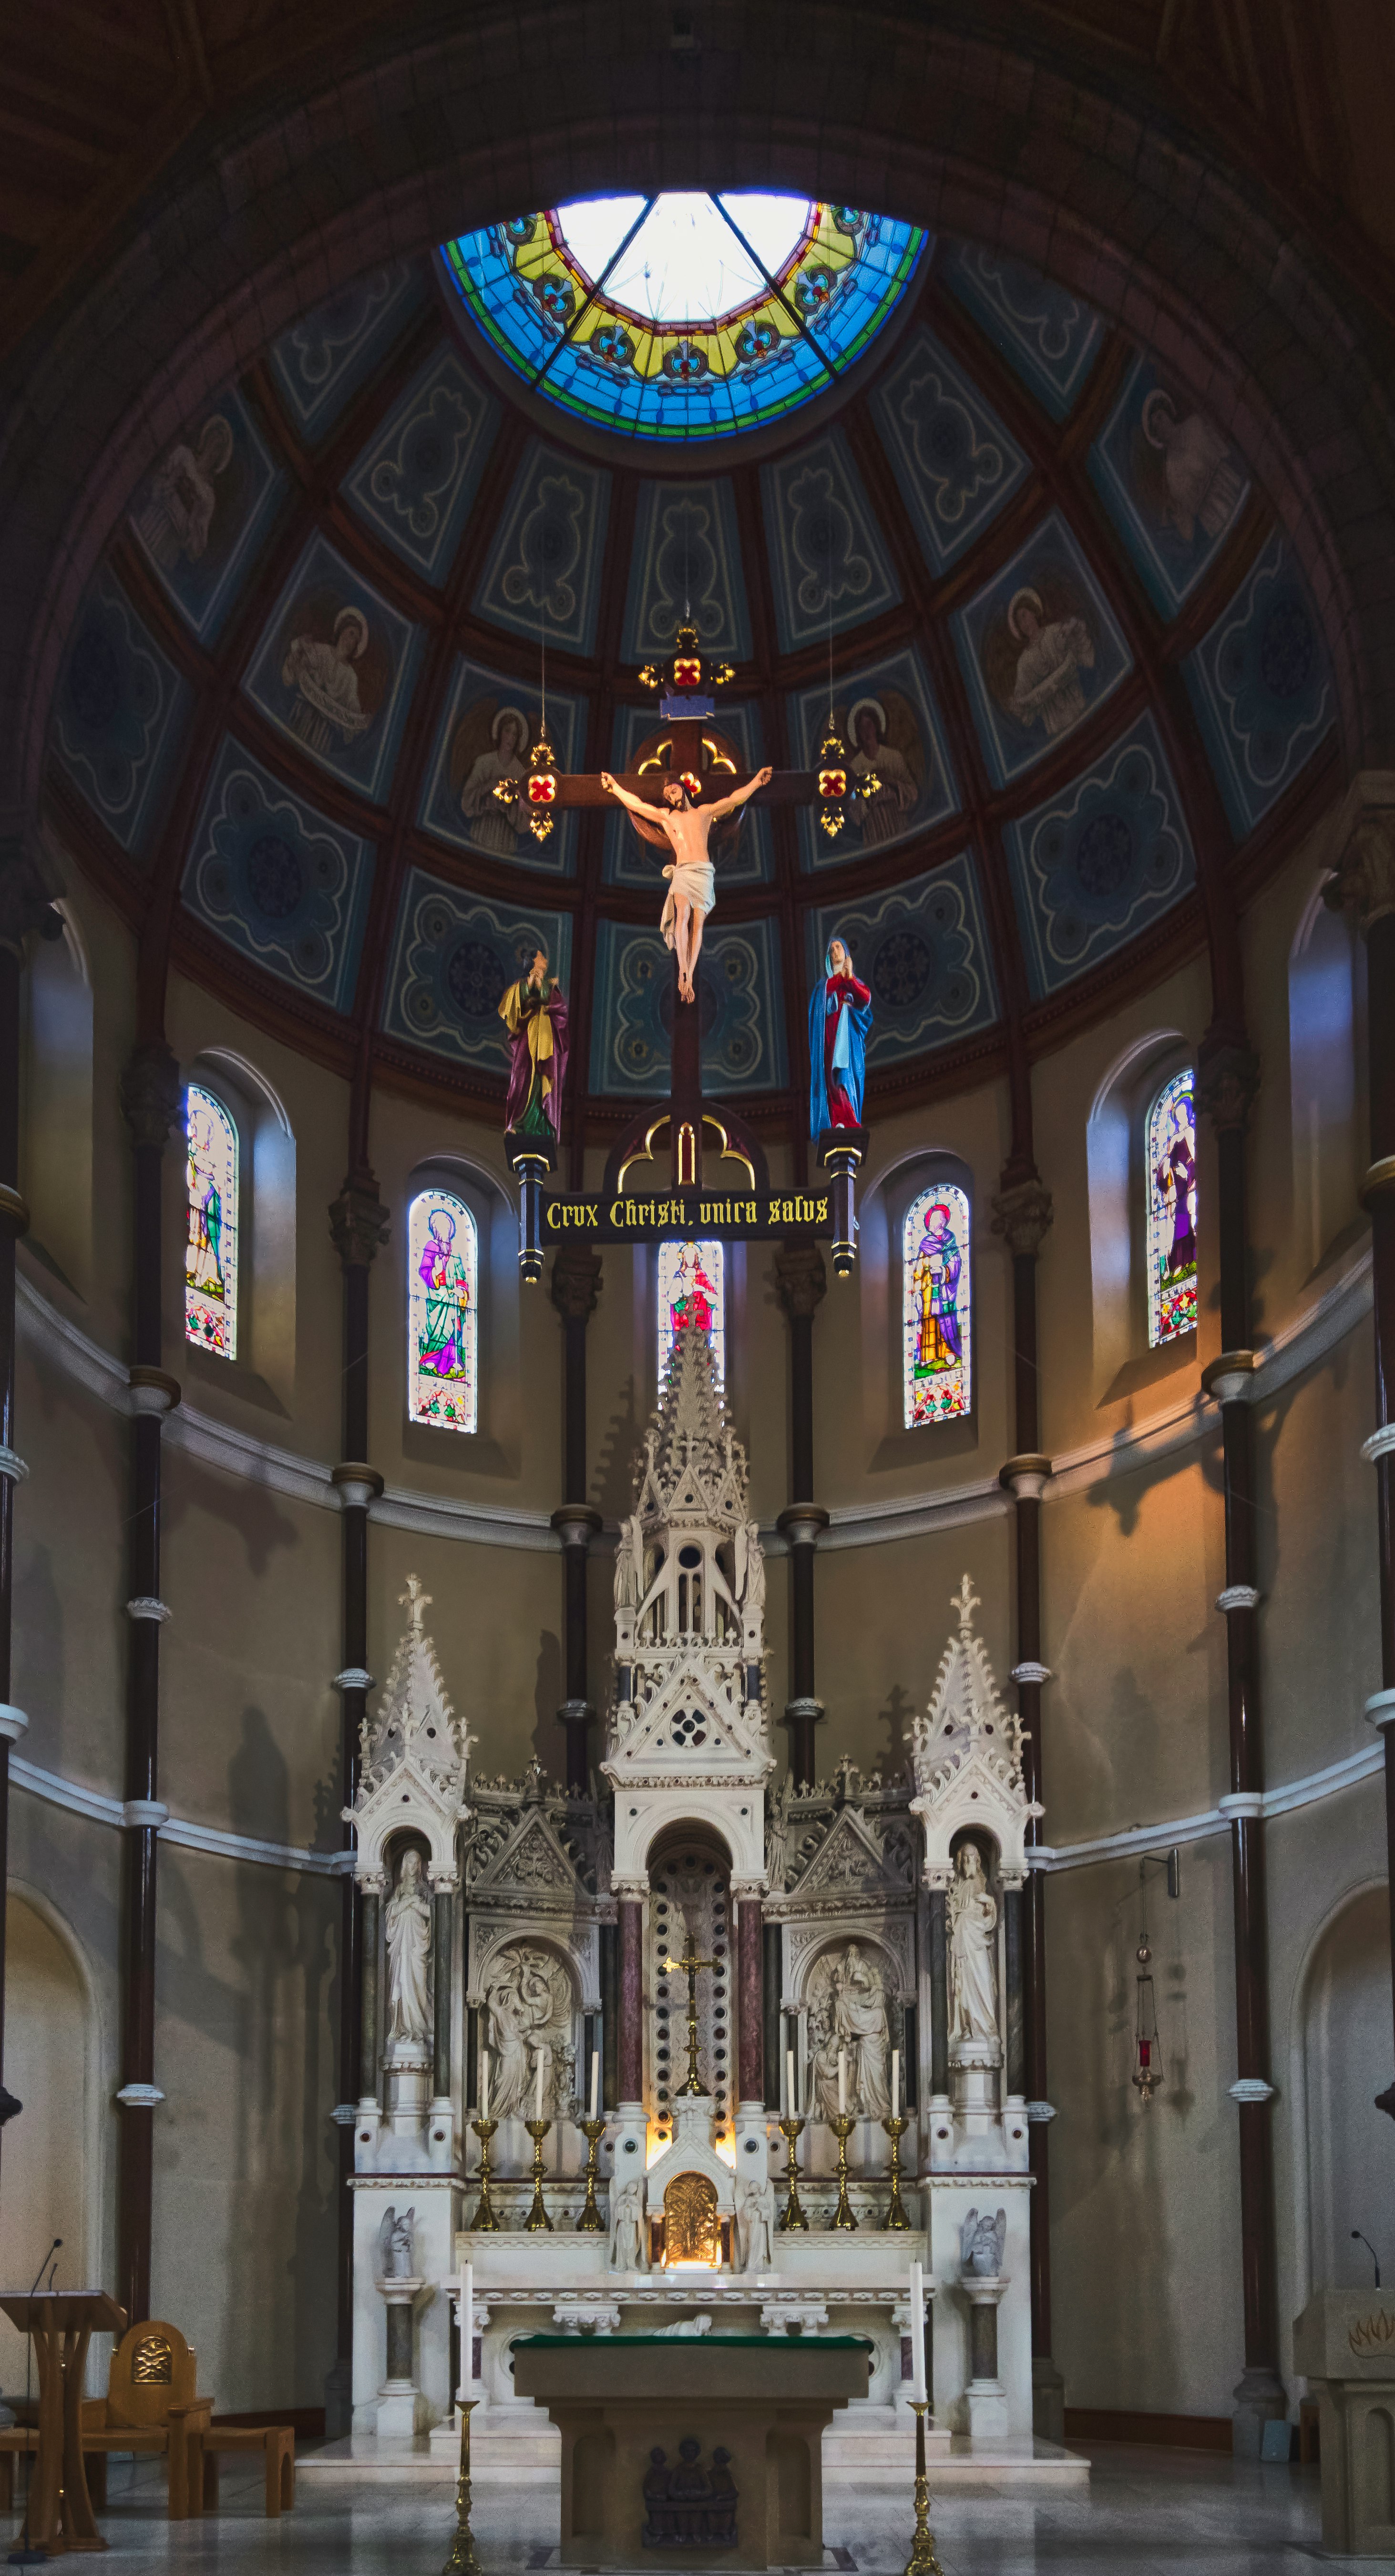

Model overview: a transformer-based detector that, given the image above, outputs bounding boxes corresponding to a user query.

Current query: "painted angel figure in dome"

[600,766,772,1002]
[499,946,568,1139]
[809,935,873,1139]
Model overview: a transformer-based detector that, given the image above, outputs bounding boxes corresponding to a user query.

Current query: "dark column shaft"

[551,1247,602,1794]
[618,1898,643,2102]
[737,1893,763,2103]
[0,939,21,2133]
[775,1245,828,1791]
[1366,912,1395,2070]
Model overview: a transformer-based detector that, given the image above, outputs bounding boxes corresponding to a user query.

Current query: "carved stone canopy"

[909,1576,1043,1884]
[348,1575,473,1883]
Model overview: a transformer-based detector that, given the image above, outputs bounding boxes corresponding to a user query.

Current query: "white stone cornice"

[0,1447,27,1483]
[0,1706,28,1743]
[122,1799,168,1830]
[116,2083,165,2108]
[125,1597,171,1623]
[333,1668,375,1692]
[1217,1792,1264,1821]
[1025,2101,1056,2123]
[1215,1586,1262,1613]
[1360,1424,1395,1466]
[1228,2077,1276,2105]
[1010,1662,1051,1686]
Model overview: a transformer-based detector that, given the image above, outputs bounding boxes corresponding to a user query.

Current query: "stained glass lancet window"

[1147,1071,1198,1344]
[903,1182,971,1426]
[409,1188,478,1433]
[657,1239,725,1389]
[441,195,927,445]
[185,1085,238,1359]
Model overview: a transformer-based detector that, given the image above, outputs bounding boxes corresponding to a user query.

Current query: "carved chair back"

[106,2319,198,2428]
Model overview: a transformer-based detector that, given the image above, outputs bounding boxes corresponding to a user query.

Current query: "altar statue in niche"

[960,2206,1006,2278]
[614,1512,646,1615]
[948,1844,999,2045]
[600,766,772,1003]
[499,948,569,1139]
[611,2173,649,2274]
[808,936,873,1139]
[807,1942,891,2117]
[482,1942,575,2114]
[735,2169,776,2274]
[733,1518,765,1617]
[377,2205,416,2279]
[384,1849,431,2048]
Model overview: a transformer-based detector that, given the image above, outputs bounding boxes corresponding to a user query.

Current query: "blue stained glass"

[441,197,928,446]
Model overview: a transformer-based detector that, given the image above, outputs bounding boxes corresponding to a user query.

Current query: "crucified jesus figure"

[600,768,772,1002]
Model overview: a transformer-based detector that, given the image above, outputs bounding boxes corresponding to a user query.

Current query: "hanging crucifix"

[664,1932,720,2096]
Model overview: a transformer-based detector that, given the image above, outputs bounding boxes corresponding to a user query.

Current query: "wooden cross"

[663,1932,720,2098]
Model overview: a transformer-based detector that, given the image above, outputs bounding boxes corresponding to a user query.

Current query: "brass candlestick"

[523,2117,554,2231]
[903,2401,944,2576]
[776,2116,809,2232]
[469,2117,500,2232]
[576,2116,607,2231]
[831,2111,858,2229]
[882,2114,911,2229]
[441,2396,482,2576]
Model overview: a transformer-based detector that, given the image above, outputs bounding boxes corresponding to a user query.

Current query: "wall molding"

[1028,1741,1384,1874]
[11,1754,348,1877]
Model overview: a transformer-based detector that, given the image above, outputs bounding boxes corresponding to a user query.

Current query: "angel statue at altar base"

[601,766,772,1002]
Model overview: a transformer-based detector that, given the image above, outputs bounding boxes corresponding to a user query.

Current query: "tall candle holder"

[881,2114,911,2230]
[831,2112,858,2230]
[523,2117,554,2231]
[469,2117,500,2232]
[575,2116,607,2231]
[441,2396,482,2576]
[903,2401,944,2576]
[775,2116,808,2232]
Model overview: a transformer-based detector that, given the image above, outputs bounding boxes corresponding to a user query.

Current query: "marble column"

[617,1888,645,2107]
[774,1243,828,1789]
[328,1165,389,2433]
[734,1880,765,2106]
[0,842,63,2147]
[550,1245,603,1793]
[117,1040,184,2326]
[1196,1028,1283,2456]
[1322,787,1395,2117]
[990,1172,1057,2438]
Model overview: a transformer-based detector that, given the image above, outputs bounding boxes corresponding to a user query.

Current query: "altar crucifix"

[664,1933,720,2096]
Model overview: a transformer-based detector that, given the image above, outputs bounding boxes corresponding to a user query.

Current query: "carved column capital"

[773,1240,827,1320]
[990,1178,1053,1259]
[120,1043,182,1154]
[1321,776,1395,934]
[1196,1032,1261,1136]
[550,1242,603,1321]
[328,1169,390,1270]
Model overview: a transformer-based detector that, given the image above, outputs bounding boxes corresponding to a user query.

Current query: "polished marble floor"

[0,2442,1368,2570]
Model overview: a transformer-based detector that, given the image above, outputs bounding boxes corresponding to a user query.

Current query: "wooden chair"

[75,2318,211,2518]
[185,2419,296,2517]
[0,2429,38,2512]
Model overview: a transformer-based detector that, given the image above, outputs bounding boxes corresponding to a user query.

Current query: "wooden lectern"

[0,2293,126,2553]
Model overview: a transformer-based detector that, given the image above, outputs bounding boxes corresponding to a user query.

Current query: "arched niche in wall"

[19,901,93,1302]
[400,1153,519,1478]
[858,1146,977,1468]
[1289,883,1367,1280]
[181,1046,297,1415]
[0,1888,103,2394]
[1086,1028,1196,1405]
[1292,1879,1392,2309]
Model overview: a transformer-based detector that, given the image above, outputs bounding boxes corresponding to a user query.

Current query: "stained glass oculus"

[1147,1071,1197,1345]
[442,195,928,444]
[903,1181,971,1426]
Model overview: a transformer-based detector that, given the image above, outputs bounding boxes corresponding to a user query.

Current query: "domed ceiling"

[45,202,1338,1142]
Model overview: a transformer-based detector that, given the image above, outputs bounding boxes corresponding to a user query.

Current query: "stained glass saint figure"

[903,1181,971,1426]
[185,1084,238,1360]
[408,1188,478,1431]
[1147,1071,1197,1344]
[657,1238,725,1388]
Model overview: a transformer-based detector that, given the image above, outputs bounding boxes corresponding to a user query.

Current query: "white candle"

[462,2258,474,2394]
[891,2049,900,2121]
[838,2050,847,2118]
[786,2048,796,2119]
[480,2049,490,2121]
[589,2050,599,2120]
[534,2049,546,2123]
[909,2260,926,2403]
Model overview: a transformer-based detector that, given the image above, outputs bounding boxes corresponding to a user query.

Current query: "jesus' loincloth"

[659,856,716,950]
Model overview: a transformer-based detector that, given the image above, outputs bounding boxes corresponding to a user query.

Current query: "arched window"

[185,1083,239,1359]
[903,1182,971,1425]
[408,1187,479,1432]
[1146,1069,1197,1345]
[657,1238,725,1390]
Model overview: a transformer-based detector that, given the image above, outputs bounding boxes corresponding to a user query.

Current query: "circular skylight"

[441,192,928,444]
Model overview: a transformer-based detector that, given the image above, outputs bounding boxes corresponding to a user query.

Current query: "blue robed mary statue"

[808,937,873,1139]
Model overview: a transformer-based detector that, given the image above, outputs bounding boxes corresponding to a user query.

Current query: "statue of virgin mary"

[384,1849,432,2048]
[808,937,873,1140]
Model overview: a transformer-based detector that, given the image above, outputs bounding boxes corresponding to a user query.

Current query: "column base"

[1231,2365,1288,2459]
[1031,2354,1066,2445]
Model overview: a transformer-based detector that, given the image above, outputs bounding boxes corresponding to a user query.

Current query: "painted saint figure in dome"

[417,1206,472,1384]
[911,1200,963,1383]
[499,947,569,1138]
[808,935,873,1139]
